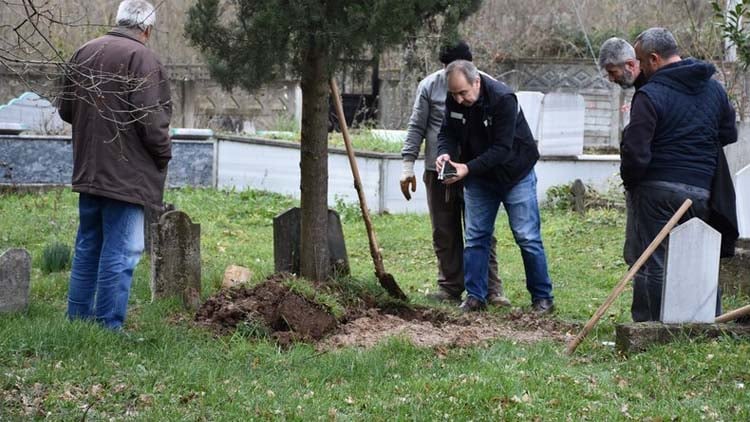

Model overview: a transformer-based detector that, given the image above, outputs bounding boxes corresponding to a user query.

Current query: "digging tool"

[715,304,750,323]
[565,199,693,355]
[329,79,408,301]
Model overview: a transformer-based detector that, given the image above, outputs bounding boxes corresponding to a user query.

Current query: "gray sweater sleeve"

[401,78,430,161]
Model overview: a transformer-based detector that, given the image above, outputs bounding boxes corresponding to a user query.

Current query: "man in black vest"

[436,60,555,313]
[623,27,737,321]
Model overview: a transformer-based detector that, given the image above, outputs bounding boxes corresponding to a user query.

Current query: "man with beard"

[613,28,737,321]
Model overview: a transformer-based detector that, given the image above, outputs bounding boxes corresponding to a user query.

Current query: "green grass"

[1,188,748,420]
[260,129,403,154]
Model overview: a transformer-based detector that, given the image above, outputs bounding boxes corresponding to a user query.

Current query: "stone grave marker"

[151,210,201,310]
[538,93,585,156]
[0,248,31,313]
[144,203,175,251]
[571,179,586,214]
[661,218,721,323]
[737,164,750,239]
[273,207,350,276]
[0,92,65,134]
[516,91,544,141]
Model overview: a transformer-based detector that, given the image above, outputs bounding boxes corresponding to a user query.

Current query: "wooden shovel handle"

[565,199,693,355]
[715,304,750,323]
[329,79,386,275]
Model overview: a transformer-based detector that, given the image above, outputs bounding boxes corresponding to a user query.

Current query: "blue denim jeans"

[67,193,145,330]
[624,181,713,322]
[463,169,554,303]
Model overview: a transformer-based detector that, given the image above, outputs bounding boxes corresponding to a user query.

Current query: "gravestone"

[273,207,349,276]
[0,249,31,313]
[151,210,201,310]
[0,92,65,134]
[736,164,750,239]
[144,203,175,251]
[570,179,586,214]
[516,91,544,141]
[661,218,721,323]
[538,93,585,156]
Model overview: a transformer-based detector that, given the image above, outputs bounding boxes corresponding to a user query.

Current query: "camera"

[438,161,458,181]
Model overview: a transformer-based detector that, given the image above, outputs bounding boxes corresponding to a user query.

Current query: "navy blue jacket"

[437,74,539,189]
[621,59,737,190]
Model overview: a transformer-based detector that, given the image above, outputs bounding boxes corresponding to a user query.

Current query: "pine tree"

[186,0,482,281]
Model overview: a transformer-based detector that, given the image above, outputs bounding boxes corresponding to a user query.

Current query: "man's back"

[622,58,736,190]
[59,29,172,209]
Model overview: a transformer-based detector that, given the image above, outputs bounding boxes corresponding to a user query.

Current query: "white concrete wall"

[215,137,621,214]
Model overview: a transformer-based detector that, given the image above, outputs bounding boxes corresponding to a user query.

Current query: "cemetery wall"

[0,66,300,135]
[0,136,214,188]
[0,134,622,213]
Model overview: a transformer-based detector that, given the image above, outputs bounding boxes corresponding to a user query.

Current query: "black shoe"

[458,296,487,313]
[425,289,462,304]
[531,298,555,314]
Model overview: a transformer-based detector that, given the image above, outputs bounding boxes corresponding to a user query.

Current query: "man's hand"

[443,160,468,185]
[399,160,417,200]
[435,154,450,173]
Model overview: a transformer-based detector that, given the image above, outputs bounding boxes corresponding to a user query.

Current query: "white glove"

[400,160,417,200]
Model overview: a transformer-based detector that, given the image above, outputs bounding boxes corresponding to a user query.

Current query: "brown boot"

[425,289,461,304]
[458,296,487,313]
[487,293,511,307]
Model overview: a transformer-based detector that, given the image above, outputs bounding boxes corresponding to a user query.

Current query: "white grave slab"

[0,92,65,134]
[737,164,750,239]
[539,93,585,156]
[661,218,721,323]
[516,91,544,141]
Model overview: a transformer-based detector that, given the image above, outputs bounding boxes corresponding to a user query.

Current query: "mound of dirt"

[195,280,337,342]
[194,276,578,350]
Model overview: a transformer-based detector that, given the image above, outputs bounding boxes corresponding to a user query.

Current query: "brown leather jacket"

[58,28,172,209]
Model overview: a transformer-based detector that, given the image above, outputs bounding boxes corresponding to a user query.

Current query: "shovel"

[329,79,408,301]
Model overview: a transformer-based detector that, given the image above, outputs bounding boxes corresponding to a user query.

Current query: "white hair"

[116,0,156,31]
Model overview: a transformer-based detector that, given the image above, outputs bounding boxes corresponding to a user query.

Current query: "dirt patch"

[195,275,578,350]
[317,308,578,351]
[195,280,337,342]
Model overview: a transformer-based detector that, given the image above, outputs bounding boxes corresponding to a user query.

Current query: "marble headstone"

[0,92,65,134]
[736,164,750,239]
[516,91,544,141]
[661,218,721,323]
[539,93,585,156]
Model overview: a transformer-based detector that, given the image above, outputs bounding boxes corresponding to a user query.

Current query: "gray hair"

[445,60,479,84]
[598,37,635,69]
[635,27,679,59]
[116,0,156,31]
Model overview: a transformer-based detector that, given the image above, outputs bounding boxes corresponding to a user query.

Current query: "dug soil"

[195,276,577,350]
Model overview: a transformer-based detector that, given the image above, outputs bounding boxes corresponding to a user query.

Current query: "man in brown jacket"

[58,0,171,330]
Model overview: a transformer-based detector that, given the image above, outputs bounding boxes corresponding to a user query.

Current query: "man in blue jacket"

[436,60,554,313]
[623,27,737,321]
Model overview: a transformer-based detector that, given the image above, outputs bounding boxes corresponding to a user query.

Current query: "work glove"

[400,160,417,200]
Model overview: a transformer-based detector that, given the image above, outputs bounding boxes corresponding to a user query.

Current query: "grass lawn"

[1,188,748,420]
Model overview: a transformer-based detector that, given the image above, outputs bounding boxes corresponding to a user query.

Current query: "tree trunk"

[298,48,330,281]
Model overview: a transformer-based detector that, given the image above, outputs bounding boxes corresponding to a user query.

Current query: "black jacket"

[621,59,736,190]
[437,74,539,189]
